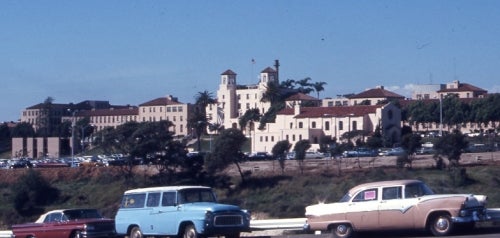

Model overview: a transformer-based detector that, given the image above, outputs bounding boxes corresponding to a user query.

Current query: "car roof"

[124,185,211,194]
[348,179,422,195]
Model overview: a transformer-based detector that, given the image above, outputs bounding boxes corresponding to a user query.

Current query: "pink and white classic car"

[305,179,491,237]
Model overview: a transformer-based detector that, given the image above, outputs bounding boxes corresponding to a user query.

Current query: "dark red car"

[11,209,115,238]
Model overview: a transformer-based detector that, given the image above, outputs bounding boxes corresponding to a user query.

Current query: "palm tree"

[261,81,281,104]
[312,81,327,98]
[295,77,313,94]
[190,91,216,152]
[194,90,216,109]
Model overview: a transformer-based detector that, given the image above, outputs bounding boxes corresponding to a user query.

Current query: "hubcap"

[436,217,449,231]
[337,224,347,234]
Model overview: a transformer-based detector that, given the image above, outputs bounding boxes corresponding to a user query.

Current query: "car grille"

[214,214,243,226]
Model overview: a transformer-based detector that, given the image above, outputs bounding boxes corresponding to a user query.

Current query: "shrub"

[12,169,60,216]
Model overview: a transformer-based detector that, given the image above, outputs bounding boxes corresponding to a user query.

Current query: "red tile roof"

[278,105,383,118]
[350,87,405,99]
[139,97,182,106]
[285,92,318,101]
[77,107,138,116]
[438,83,487,93]
[221,69,237,75]
[261,67,276,73]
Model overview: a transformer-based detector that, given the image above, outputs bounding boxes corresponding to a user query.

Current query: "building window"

[167,107,171,112]
[339,121,343,130]
[353,121,357,131]
[178,106,183,112]
[311,121,316,128]
[299,122,303,128]
[290,123,293,129]
[325,121,330,130]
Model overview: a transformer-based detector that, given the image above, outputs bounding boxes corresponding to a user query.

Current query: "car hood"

[181,202,244,212]
[419,194,487,207]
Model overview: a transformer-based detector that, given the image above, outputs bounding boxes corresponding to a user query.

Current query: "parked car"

[305,151,326,159]
[115,186,251,238]
[304,179,491,237]
[342,148,377,158]
[379,147,406,156]
[8,158,33,169]
[11,208,116,238]
[248,152,273,161]
[417,147,436,155]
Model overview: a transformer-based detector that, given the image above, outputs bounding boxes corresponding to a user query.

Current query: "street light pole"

[70,110,76,167]
[439,95,443,136]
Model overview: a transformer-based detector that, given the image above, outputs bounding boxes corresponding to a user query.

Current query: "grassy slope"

[1,164,500,229]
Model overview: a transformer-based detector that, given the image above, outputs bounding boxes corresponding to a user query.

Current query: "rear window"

[121,193,146,208]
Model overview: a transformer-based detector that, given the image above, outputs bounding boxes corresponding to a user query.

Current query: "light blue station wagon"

[115,186,251,238]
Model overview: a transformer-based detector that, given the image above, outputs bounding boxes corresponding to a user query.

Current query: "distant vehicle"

[11,208,115,238]
[305,179,492,237]
[417,147,436,155]
[304,151,326,159]
[248,152,273,161]
[9,158,33,169]
[115,186,251,238]
[380,147,406,156]
[33,159,70,168]
[465,144,493,153]
[343,148,377,158]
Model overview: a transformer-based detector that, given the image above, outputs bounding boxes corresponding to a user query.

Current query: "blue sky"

[1,0,499,122]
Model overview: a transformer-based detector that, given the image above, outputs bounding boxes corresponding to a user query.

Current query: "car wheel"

[129,226,143,238]
[429,214,453,236]
[331,223,353,238]
[183,224,200,238]
[71,230,82,238]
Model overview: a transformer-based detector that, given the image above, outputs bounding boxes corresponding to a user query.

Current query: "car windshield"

[339,193,352,203]
[178,188,216,204]
[63,209,103,220]
[405,182,434,198]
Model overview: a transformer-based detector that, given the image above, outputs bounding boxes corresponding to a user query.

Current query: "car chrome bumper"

[452,211,491,223]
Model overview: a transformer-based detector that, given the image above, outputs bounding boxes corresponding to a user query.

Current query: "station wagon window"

[162,191,177,206]
[178,189,216,204]
[146,192,161,207]
[352,189,378,202]
[382,186,402,200]
[405,182,434,198]
[121,193,146,208]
